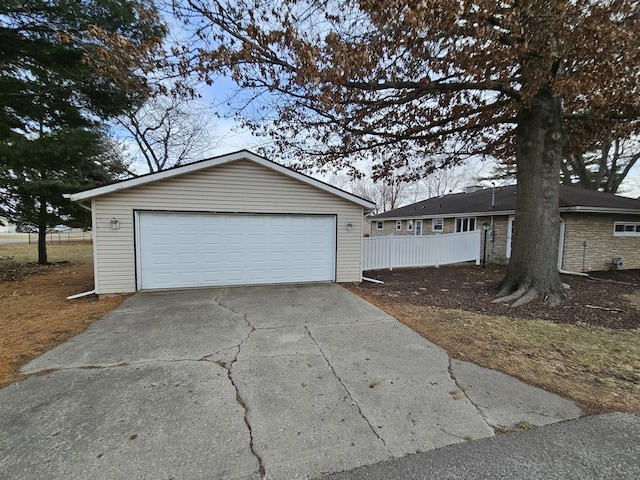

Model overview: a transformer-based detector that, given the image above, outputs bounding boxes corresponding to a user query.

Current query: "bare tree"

[422,161,480,198]
[561,138,640,194]
[351,175,416,213]
[172,0,640,306]
[117,93,218,173]
[488,136,640,195]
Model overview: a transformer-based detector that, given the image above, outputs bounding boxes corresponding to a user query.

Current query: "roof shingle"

[372,185,640,219]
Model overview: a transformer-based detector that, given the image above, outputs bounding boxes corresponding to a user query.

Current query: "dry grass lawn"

[0,241,93,263]
[353,292,640,415]
[0,242,127,387]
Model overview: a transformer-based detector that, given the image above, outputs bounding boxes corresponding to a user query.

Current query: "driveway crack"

[304,326,393,457]
[214,289,266,478]
[214,289,245,317]
[447,358,496,433]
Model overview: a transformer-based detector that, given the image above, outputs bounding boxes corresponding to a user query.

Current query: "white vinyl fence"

[362,231,481,271]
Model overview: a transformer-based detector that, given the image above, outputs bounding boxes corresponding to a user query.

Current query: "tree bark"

[495,91,567,307]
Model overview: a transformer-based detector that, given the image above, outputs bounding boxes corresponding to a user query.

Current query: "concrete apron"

[1,285,581,479]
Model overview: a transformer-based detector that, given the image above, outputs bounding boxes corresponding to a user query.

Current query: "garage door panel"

[225,216,244,227]
[138,213,336,289]
[247,216,267,226]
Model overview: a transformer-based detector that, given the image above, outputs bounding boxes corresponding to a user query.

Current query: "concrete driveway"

[0,285,580,479]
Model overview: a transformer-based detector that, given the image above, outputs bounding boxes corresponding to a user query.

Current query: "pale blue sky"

[126,4,640,198]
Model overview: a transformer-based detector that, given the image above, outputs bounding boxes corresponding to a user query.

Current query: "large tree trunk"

[495,91,567,307]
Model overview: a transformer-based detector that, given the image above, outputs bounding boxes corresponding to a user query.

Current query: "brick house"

[370,185,640,272]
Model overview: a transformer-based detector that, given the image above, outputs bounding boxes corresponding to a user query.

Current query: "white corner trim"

[91,199,100,295]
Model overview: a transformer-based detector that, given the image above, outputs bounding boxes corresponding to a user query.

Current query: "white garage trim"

[135,211,337,290]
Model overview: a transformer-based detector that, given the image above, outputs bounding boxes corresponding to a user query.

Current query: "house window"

[432,218,444,232]
[613,222,640,237]
[407,220,414,232]
[415,220,423,236]
[456,217,476,233]
[396,220,402,231]
[376,221,384,230]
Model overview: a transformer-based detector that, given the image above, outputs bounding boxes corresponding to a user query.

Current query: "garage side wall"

[92,160,365,294]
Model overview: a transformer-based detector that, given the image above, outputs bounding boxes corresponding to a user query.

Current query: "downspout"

[489,183,495,263]
[62,194,96,298]
[67,290,96,300]
[362,276,384,284]
[491,182,496,208]
[63,194,91,213]
[76,202,92,213]
[558,268,589,277]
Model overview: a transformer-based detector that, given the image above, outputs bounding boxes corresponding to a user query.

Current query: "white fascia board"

[69,150,376,209]
[375,210,515,221]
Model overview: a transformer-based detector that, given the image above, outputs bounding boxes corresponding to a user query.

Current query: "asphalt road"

[324,412,640,480]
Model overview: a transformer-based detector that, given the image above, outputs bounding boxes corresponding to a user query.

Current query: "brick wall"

[371,217,464,237]
[371,219,406,236]
[479,215,510,265]
[561,213,640,272]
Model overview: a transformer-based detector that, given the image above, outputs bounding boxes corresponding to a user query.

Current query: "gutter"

[372,206,640,221]
[372,210,514,221]
[559,206,640,214]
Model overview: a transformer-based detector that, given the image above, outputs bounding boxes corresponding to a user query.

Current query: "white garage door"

[137,212,336,290]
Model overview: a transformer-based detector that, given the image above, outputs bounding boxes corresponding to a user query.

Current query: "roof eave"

[559,206,640,214]
[68,150,375,209]
[373,206,640,220]
[372,209,515,220]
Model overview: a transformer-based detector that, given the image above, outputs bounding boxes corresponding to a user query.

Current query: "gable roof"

[372,184,640,220]
[69,150,376,209]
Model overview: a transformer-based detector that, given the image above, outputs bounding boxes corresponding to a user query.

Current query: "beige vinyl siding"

[93,159,364,294]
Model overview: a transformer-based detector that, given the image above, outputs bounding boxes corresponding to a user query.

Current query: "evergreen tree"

[0,0,165,263]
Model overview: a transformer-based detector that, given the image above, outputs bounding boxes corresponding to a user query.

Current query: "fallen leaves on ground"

[356,265,640,329]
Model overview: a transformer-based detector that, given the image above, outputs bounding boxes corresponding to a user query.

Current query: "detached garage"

[69,151,375,295]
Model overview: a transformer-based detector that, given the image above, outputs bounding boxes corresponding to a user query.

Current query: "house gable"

[70,150,374,209]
